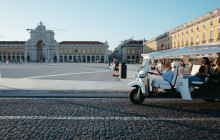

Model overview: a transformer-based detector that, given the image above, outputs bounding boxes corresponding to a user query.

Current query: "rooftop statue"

[35,21,46,31]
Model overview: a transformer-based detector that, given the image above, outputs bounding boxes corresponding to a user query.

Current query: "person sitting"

[179,60,185,75]
[188,57,211,83]
[211,58,220,74]
[188,59,193,74]
[211,58,220,81]
[151,61,173,95]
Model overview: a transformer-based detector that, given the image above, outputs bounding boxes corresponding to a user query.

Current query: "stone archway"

[87,56,90,63]
[73,56,76,62]
[53,56,57,62]
[92,56,95,63]
[101,56,104,63]
[82,56,86,63]
[60,56,63,62]
[36,40,44,62]
[27,56,30,62]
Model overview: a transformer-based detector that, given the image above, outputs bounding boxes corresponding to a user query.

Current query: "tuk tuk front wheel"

[129,88,145,105]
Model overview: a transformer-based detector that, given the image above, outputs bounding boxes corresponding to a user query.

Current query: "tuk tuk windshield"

[138,59,148,72]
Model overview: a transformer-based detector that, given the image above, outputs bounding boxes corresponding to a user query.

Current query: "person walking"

[111,57,119,77]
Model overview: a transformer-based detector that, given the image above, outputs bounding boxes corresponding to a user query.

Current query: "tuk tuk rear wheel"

[129,88,145,105]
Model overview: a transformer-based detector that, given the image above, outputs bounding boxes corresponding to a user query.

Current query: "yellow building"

[0,22,109,63]
[144,8,220,53]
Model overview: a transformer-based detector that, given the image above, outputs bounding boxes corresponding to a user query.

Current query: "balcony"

[209,39,214,42]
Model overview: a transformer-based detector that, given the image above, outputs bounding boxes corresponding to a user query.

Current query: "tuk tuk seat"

[158,62,179,89]
[190,65,209,85]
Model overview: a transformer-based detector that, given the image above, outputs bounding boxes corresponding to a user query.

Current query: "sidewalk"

[0,64,141,98]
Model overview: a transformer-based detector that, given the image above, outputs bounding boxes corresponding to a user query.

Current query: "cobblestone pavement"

[0,98,220,139]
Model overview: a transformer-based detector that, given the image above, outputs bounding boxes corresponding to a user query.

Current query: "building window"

[181,39,184,46]
[218,29,220,39]
[92,48,94,54]
[186,37,188,45]
[210,30,213,40]
[191,28,193,33]
[219,18,220,23]
[203,23,206,29]
[203,32,206,42]
[83,48,85,54]
[182,32,183,35]
[132,49,135,54]
[196,34,199,43]
[191,36,193,44]
[197,26,199,31]
[127,48,130,54]
[210,21,213,26]
[186,30,188,34]
[101,48,104,54]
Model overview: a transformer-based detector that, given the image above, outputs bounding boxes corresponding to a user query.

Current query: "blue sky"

[0,0,219,50]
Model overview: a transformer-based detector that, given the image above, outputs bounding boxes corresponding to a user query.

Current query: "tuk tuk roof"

[142,44,220,59]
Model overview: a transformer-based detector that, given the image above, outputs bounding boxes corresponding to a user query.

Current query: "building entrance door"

[36,40,44,62]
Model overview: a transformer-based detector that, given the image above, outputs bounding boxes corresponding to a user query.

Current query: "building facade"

[144,8,220,53]
[0,22,109,63]
[113,38,144,63]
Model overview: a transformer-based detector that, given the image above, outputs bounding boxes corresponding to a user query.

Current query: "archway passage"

[87,56,90,63]
[101,56,104,63]
[36,40,44,62]
[60,56,63,62]
[27,56,30,62]
[53,56,57,62]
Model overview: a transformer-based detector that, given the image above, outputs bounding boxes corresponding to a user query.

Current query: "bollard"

[120,61,127,79]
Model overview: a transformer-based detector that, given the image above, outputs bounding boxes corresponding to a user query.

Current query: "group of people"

[151,57,220,95]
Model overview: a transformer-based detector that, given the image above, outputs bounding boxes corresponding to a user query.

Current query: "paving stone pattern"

[0,98,220,139]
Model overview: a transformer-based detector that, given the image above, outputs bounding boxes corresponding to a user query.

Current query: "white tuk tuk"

[128,45,220,104]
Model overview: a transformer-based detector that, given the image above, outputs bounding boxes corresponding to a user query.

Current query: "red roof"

[0,41,26,44]
[59,41,104,45]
